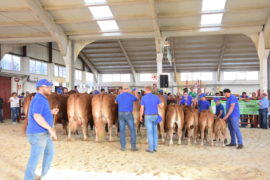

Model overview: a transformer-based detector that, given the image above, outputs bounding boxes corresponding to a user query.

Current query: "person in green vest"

[188,87,197,98]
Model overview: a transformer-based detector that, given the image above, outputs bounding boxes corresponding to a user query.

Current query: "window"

[54,65,66,78]
[202,0,226,11]
[140,73,155,82]
[86,72,94,82]
[223,71,258,80]
[102,74,131,82]
[181,72,213,81]
[75,70,82,80]
[1,54,21,71]
[246,71,258,80]
[29,59,47,75]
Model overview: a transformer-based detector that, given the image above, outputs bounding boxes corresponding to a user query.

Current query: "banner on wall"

[211,100,269,115]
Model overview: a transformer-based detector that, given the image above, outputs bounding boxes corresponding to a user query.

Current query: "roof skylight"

[97,20,119,31]
[202,0,226,11]
[84,0,106,4]
[201,13,223,25]
[89,6,113,18]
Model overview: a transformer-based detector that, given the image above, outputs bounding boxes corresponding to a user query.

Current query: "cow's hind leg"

[177,123,183,145]
[108,122,113,141]
[81,117,88,141]
[169,124,174,145]
[200,126,205,146]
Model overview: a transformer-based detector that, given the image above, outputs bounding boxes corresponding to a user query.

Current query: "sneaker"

[237,144,244,149]
[121,148,126,151]
[131,148,139,151]
[145,149,154,153]
[226,143,236,147]
[12,122,17,125]
[153,149,157,152]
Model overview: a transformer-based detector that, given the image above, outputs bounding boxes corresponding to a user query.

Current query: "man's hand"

[140,116,143,122]
[48,128,57,140]
[51,108,59,115]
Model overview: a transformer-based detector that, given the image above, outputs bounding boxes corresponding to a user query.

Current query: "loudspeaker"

[160,75,169,88]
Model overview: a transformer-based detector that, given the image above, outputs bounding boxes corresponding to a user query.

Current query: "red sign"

[14,77,20,82]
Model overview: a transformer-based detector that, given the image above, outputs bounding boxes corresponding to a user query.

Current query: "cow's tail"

[97,94,106,140]
[70,94,78,133]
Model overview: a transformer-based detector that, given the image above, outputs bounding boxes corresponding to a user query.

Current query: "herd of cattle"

[22,92,227,146]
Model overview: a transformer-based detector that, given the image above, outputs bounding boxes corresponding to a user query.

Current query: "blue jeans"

[228,116,243,145]
[0,109,3,123]
[11,107,19,122]
[145,115,158,152]
[240,115,248,127]
[119,112,137,149]
[24,132,54,180]
[259,108,268,129]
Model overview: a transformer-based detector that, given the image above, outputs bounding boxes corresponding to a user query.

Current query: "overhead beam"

[117,40,137,82]
[44,0,148,11]
[163,26,263,38]
[0,36,53,44]
[217,35,227,81]
[263,15,270,49]
[70,31,154,40]
[158,6,270,19]
[24,0,68,56]
[79,52,99,83]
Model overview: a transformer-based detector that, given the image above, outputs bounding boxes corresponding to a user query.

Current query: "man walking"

[140,85,164,153]
[24,79,59,180]
[258,93,269,129]
[115,85,138,151]
[222,89,243,149]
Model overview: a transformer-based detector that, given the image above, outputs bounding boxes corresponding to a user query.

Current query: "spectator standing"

[258,93,269,129]
[239,92,250,127]
[9,92,20,124]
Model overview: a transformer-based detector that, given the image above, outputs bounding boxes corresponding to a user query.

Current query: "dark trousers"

[0,109,3,123]
[259,109,268,129]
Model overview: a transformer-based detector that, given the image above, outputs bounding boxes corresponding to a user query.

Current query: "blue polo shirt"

[198,100,210,112]
[27,93,53,134]
[140,93,161,115]
[180,95,193,107]
[216,104,225,118]
[259,97,269,109]
[116,92,137,112]
[226,94,240,118]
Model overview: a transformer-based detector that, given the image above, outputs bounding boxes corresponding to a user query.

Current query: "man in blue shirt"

[115,85,138,151]
[140,85,163,153]
[180,91,193,107]
[214,97,225,118]
[258,93,269,129]
[222,89,243,149]
[25,79,59,180]
[198,93,210,112]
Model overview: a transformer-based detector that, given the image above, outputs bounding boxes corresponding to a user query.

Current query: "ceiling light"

[89,6,113,18]
[97,20,119,31]
[201,13,223,25]
[202,0,226,11]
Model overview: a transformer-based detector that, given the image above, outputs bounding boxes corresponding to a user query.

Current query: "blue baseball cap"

[199,93,206,98]
[132,88,137,91]
[159,89,163,93]
[214,97,220,102]
[36,79,53,88]
[94,90,100,94]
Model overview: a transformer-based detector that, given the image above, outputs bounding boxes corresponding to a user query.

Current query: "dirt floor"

[0,121,270,180]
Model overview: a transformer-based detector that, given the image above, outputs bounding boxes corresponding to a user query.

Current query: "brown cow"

[165,104,185,145]
[132,92,141,135]
[92,94,117,141]
[22,93,36,134]
[47,93,69,134]
[213,117,227,146]
[157,95,167,143]
[183,106,199,145]
[199,110,215,146]
[67,93,92,141]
